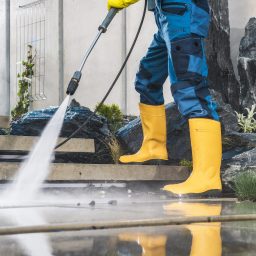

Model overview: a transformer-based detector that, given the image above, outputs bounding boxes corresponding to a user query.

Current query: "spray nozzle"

[66,71,82,96]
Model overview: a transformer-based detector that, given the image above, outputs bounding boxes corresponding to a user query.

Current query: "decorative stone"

[10,100,110,138]
[206,0,240,110]
[222,147,256,190]
[0,129,6,135]
[237,18,256,109]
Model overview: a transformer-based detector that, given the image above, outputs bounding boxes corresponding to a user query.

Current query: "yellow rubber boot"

[118,233,167,256]
[119,103,168,164]
[164,203,222,256]
[163,118,222,197]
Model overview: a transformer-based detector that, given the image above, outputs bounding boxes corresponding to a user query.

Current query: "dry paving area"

[0,185,255,256]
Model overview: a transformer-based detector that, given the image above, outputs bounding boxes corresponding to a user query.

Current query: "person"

[107,0,222,197]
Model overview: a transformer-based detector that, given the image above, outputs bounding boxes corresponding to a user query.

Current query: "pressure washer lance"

[66,8,119,96]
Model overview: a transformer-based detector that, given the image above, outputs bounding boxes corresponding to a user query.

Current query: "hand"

[107,0,140,10]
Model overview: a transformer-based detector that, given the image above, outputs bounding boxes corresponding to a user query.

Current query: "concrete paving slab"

[0,135,95,153]
[0,162,189,181]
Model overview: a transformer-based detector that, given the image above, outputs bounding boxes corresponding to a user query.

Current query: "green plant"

[11,45,35,120]
[233,170,256,202]
[95,103,124,132]
[235,104,256,133]
[179,159,193,171]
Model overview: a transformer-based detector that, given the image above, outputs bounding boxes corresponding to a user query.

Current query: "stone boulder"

[221,132,256,191]
[10,100,113,164]
[239,18,256,59]
[0,129,6,135]
[11,100,110,138]
[222,147,256,191]
[237,18,256,109]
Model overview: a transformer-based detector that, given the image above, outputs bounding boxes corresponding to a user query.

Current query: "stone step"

[0,162,189,181]
[0,135,95,153]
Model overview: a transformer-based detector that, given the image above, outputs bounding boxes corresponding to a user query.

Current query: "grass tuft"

[234,170,256,202]
[179,159,193,171]
[107,137,122,164]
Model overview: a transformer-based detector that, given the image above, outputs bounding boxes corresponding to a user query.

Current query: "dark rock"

[108,200,117,206]
[89,200,96,207]
[239,18,256,59]
[237,18,256,109]
[0,129,6,135]
[10,104,110,138]
[116,89,241,162]
[210,90,240,133]
[222,148,256,190]
[10,102,113,164]
[206,0,240,110]
[222,132,256,191]
[223,132,256,154]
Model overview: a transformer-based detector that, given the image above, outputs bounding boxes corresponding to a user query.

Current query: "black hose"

[55,0,148,149]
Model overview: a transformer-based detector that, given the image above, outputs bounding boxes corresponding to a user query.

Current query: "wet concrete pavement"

[0,185,255,255]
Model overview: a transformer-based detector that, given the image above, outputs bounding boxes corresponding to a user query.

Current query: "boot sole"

[119,159,168,165]
[163,189,222,199]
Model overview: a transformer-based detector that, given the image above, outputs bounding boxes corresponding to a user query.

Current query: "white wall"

[0,0,10,117]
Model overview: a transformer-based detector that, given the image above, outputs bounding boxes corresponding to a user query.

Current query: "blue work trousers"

[135,0,219,120]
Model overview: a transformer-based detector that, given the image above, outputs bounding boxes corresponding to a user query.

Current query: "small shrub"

[233,170,256,202]
[235,104,256,133]
[107,137,122,164]
[179,159,193,171]
[11,45,35,120]
[95,103,124,133]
